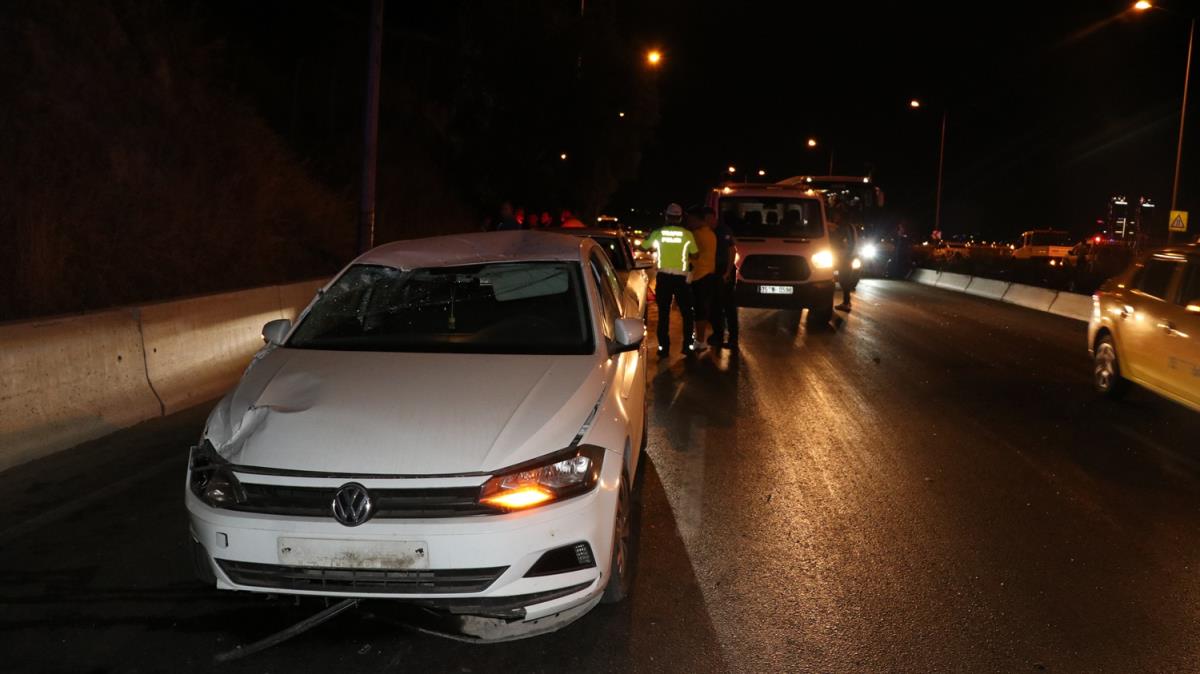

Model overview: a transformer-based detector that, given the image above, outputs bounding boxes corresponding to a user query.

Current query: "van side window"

[1137,259,1178,300]
[1178,261,1200,306]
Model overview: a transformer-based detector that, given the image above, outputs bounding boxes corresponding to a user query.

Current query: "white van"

[707,183,836,325]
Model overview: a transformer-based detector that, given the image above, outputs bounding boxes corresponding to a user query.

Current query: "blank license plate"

[759,285,794,295]
[278,537,430,569]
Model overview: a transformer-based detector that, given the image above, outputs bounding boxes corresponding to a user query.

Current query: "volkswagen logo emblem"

[331,483,372,527]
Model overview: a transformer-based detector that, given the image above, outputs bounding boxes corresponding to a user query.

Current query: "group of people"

[486,201,584,231]
[639,203,738,356]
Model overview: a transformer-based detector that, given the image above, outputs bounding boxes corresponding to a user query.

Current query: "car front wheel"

[601,470,636,604]
[1094,335,1130,398]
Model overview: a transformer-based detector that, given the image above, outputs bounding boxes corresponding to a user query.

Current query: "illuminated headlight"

[479,446,605,511]
[1049,259,1058,267]
[633,238,643,247]
[860,243,878,259]
[188,440,245,508]
[811,249,834,269]
[851,257,862,270]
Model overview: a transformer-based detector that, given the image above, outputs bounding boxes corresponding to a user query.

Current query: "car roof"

[354,231,592,270]
[559,227,624,238]
[713,183,823,199]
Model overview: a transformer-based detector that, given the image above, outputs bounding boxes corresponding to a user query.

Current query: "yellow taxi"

[1089,244,1200,412]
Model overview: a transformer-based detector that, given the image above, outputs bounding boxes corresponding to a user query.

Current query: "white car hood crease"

[205,347,606,475]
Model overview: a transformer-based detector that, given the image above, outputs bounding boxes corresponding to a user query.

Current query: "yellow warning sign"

[1169,210,1188,232]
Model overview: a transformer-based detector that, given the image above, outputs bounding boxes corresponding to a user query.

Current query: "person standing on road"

[641,203,698,357]
[687,206,719,352]
[493,201,522,231]
[710,208,739,348]
[828,215,855,312]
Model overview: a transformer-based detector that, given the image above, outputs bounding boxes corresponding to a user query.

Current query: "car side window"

[1137,259,1178,300]
[589,253,621,338]
[1179,261,1200,307]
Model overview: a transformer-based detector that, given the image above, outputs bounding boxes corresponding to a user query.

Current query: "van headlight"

[478,446,605,511]
[188,440,245,507]
[860,243,878,259]
[811,249,834,269]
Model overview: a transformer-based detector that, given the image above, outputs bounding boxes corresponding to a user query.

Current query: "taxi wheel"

[601,471,636,604]
[1094,336,1130,399]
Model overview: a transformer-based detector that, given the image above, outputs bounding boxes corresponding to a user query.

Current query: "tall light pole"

[910,99,948,236]
[358,0,384,254]
[1134,2,1195,242]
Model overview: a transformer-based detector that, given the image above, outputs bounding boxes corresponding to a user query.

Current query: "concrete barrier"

[935,272,972,291]
[1001,284,1060,312]
[277,279,326,321]
[0,309,162,472]
[963,277,1011,300]
[1048,292,1094,321]
[910,268,940,286]
[140,287,285,415]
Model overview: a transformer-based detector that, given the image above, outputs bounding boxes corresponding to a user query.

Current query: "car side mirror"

[611,317,645,353]
[262,318,292,346]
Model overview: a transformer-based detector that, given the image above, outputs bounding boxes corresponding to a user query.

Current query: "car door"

[1119,255,1186,389]
[589,251,645,406]
[1161,257,1200,408]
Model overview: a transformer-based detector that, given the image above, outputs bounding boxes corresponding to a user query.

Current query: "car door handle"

[1158,321,1184,337]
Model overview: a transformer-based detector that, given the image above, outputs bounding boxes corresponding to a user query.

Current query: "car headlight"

[851,257,862,270]
[860,243,877,259]
[188,440,245,507]
[811,249,834,269]
[478,446,605,511]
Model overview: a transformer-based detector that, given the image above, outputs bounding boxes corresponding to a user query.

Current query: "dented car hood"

[203,347,605,475]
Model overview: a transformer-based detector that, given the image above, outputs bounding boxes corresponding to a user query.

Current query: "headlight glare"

[861,243,878,259]
[812,249,834,269]
[479,446,605,511]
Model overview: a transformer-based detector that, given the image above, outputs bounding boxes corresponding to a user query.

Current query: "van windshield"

[1028,232,1073,246]
[719,197,823,239]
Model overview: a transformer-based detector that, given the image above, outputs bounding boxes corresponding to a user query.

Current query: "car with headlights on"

[1089,244,1200,412]
[705,183,837,326]
[186,231,649,639]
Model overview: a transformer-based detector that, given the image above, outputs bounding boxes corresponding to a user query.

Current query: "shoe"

[835,303,852,312]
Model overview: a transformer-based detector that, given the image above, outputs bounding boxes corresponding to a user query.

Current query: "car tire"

[1094,335,1130,399]
[601,470,636,604]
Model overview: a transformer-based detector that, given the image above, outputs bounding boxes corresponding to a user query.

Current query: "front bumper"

[734,279,835,309]
[187,457,621,623]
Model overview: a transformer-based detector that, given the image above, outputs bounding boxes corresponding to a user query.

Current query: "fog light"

[525,542,597,577]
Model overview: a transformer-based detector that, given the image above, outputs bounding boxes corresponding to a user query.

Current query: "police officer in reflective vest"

[640,203,699,356]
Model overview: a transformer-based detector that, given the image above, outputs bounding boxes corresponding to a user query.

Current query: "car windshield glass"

[588,236,630,270]
[288,263,593,354]
[719,197,823,238]
[1029,232,1073,246]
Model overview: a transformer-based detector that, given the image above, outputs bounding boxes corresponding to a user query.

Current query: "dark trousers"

[711,275,739,342]
[655,272,694,351]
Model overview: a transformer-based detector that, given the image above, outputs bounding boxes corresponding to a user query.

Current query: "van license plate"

[759,285,794,295]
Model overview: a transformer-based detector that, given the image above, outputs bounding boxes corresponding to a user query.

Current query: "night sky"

[219,1,1200,241]
[611,0,1200,239]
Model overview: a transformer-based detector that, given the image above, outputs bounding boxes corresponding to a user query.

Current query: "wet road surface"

[3,279,1200,672]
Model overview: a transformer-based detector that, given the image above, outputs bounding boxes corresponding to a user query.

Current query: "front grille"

[217,559,507,594]
[739,254,811,281]
[229,483,494,519]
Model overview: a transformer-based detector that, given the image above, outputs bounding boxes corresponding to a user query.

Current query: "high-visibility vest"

[641,225,696,274]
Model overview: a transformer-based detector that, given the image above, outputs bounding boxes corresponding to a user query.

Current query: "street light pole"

[1169,17,1195,242]
[358,0,384,254]
[935,109,947,236]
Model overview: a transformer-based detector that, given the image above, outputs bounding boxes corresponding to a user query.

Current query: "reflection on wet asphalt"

[4,280,1200,672]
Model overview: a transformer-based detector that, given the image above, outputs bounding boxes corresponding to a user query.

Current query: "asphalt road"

[4,279,1200,673]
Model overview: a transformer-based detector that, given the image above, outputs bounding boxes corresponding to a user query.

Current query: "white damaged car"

[186,231,648,639]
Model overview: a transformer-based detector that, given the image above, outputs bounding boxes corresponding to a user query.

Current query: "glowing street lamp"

[646,49,663,67]
[618,111,626,118]
[757,169,766,177]
[1134,1,1152,10]
[727,165,737,174]
[806,138,818,148]
[909,98,922,109]
[560,152,568,161]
